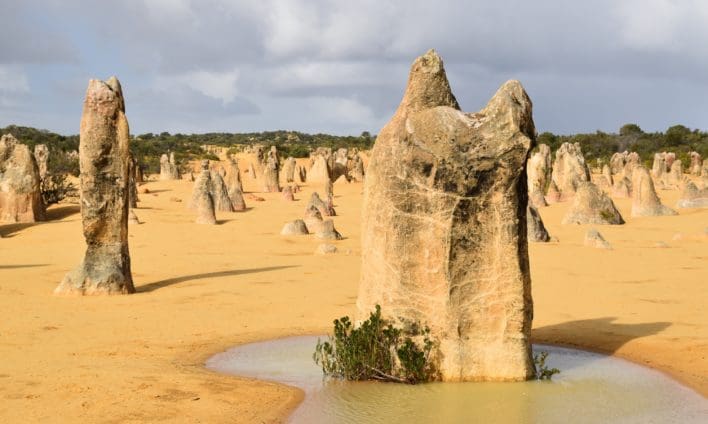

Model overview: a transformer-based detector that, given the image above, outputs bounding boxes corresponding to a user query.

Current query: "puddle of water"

[206,336,708,424]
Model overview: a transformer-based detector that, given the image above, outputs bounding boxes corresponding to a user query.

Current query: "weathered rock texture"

[526,144,551,208]
[262,150,281,193]
[315,243,337,255]
[307,192,335,216]
[664,160,683,188]
[55,77,134,295]
[209,170,234,212]
[631,166,677,217]
[224,158,246,211]
[308,154,331,184]
[677,179,708,208]
[192,161,217,224]
[159,152,180,180]
[562,182,624,225]
[350,154,365,182]
[0,134,45,223]
[611,177,631,198]
[315,219,343,240]
[357,50,535,382]
[280,219,309,235]
[33,144,49,181]
[584,229,612,249]
[281,185,295,201]
[527,206,550,242]
[283,157,296,182]
[551,142,591,200]
[689,152,702,176]
[652,153,666,179]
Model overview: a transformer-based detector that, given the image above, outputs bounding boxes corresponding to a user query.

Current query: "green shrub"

[533,351,560,380]
[313,305,437,384]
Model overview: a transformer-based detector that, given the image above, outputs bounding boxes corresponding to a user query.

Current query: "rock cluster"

[357,50,536,381]
[676,179,708,208]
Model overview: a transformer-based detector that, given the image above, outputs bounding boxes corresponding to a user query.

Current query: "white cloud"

[156,69,240,103]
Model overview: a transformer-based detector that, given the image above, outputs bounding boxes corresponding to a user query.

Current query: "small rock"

[584,228,612,249]
[315,219,343,240]
[315,243,337,255]
[280,219,308,236]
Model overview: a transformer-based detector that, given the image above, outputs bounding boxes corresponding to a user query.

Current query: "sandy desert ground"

[0,156,706,423]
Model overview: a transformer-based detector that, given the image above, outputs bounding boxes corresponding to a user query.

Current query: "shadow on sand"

[533,316,671,353]
[137,265,298,293]
[0,264,49,270]
[0,205,80,237]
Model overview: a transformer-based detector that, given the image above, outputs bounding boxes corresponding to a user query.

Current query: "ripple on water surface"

[206,336,707,423]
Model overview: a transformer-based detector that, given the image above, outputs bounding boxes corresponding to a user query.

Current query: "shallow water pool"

[206,336,707,423]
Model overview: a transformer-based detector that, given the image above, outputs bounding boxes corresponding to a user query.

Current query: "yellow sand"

[0,159,706,423]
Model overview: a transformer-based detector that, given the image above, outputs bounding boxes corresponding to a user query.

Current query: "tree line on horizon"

[2,123,707,176]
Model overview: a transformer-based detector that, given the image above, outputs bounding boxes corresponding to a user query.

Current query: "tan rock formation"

[193,161,217,225]
[611,177,632,198]
[55,77,134,295]
[562,182,624,225]
[651,153,666,179]
[159,152,180,180]
[262,151,281,193]
[0,134,45,223]
[350,155,365,182]
[631,166,677,217]
[584,228,612,249]
[303,205,324,233]
[545,180,561,204]
[551,142,591,200]
[527,206,550,242]
[315,219,342,240]
[209,170,234,212]
[128,209,140,225]
[677,179,708,208]
[308,154,331,184]
[665,152,676,170]
[297,165,307,183]
[664,160,683,188]
[689,152,702,176]
[33,144,49,181]
[315,243,337,255]
[281,185,295,201]
[527,144,551,208]
[283,157,296,183]
[307,192,335,217]
[357,50,535,382]
[601,164,613,187]
[280,219,309,235]
[609,152,628,175]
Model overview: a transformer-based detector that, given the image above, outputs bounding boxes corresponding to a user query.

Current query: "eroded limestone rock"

[159,152,180,180]
[0,134,45,223]
[527,206,550,242]
[280,219,309,235]
[677,179,708,208]
[562,182,624,225]
[551,142,591,200]
[584,228,612,249]
[631,166,677,217]
[527,144,551,208]
[55,77,134,295]
[357,50,535,382]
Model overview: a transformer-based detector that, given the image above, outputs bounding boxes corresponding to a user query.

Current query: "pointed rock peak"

[480,80,535,139]
[398,49,459,114]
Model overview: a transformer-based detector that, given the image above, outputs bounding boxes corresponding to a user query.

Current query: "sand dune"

[0,159,706,422]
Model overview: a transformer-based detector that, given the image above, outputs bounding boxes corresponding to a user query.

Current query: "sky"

[1,0,707,136]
